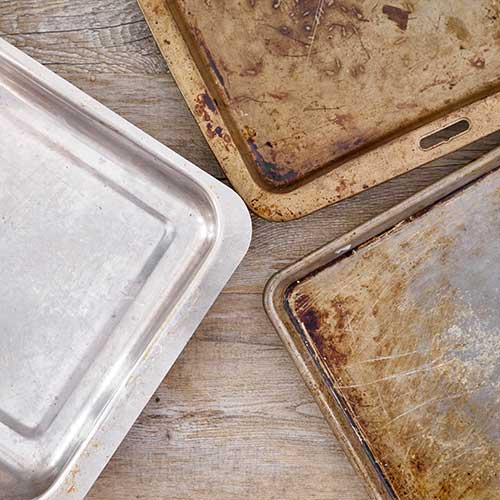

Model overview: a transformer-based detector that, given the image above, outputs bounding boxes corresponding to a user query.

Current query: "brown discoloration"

[268,91,288,101]
[349,63,366,78]
[446,16,470,42]
[486,5,500,23]
[194,91,216,122]
[469,56,486,69]
[65,465,80,494]
[330,113,351,129]
[294,292,310,311]
[192,27,230,98]
[144,0,500,216]
[243,125,257,139]
[330,296,349,331]
[294,295,349,366]
[240,59,264,77]
[287,173,500,498]
[193,91,227,143]
[382,5,410,31]
[246,137,298,185]
[297,306,322,334]
[419,77,455,94]
[335,177,349,195]
[206,123,224,139]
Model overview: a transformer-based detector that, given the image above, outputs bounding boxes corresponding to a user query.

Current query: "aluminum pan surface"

[0,38,251,500]
[265,149,500,499]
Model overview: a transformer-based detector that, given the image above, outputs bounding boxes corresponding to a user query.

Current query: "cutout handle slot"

[420,119,471,151]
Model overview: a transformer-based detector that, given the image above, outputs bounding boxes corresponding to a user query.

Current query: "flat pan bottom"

[0,39,251,500]
[287,170,500,498]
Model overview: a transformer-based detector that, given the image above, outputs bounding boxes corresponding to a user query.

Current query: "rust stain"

[192,27,230,98]
[240,59,264,76]
[65,465,80,494]
[335,177,349,195]
[419,77,455,94]
[243,125,257,139]
[194,91,216,121]
[193,90,228,144]
[202,91,217,112]
[297,306,322,334]
[147,0,500,213]
[469,56,486,69]
[349,63,366,78]
[294,293,355,367]
[287,178,500,498]
[335,135,367,154]
[268,91,289,101]
[382,5,411,31]
[246,137,298,185]
[206,123,224,139]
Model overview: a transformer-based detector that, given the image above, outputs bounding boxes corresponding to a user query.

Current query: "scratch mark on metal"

[356,348,431,364]
[385,392,468,425]
[336,360,453,389]
[306,0,326,64]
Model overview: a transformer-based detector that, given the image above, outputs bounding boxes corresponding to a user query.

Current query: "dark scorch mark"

[193,28,230,98]
[202,91,217,112]
[382,5,411,31]
[247,138,298,185]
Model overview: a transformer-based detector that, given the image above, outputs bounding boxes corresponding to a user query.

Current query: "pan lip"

[0,37,252,500]
[264,147,500,499]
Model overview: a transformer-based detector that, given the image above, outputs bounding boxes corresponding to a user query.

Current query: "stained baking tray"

[0,38,251,500]
[138,0,500,220]
[265,147,500,499]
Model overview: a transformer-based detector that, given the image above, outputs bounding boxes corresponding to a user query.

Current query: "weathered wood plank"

[1,0,164,73]
[88,292,367,500]
[66,73,225,179]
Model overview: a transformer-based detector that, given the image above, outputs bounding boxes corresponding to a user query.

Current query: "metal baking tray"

[138,0,500,220]
[265,147,500,499]
[0,38,251,500]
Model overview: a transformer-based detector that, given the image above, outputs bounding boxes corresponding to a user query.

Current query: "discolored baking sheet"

[139,0,500,220]
[265,147,500,498]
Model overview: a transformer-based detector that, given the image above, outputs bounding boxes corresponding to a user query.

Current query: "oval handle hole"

[420,119,471,151]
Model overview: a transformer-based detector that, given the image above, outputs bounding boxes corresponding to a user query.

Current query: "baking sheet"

[265,147,500,499]
[139,0,500,220]
[0,38,251,500]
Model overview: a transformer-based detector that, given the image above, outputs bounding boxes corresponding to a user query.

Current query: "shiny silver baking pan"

[0,38,251,500]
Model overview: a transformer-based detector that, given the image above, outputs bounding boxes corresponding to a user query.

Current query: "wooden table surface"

[2,2,499,499]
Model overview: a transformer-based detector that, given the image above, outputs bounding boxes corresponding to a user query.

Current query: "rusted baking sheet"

[138,0,500,220]
[265,147,500,498]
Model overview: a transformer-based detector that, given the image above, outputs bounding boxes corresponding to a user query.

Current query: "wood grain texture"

[1,2,499,499]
